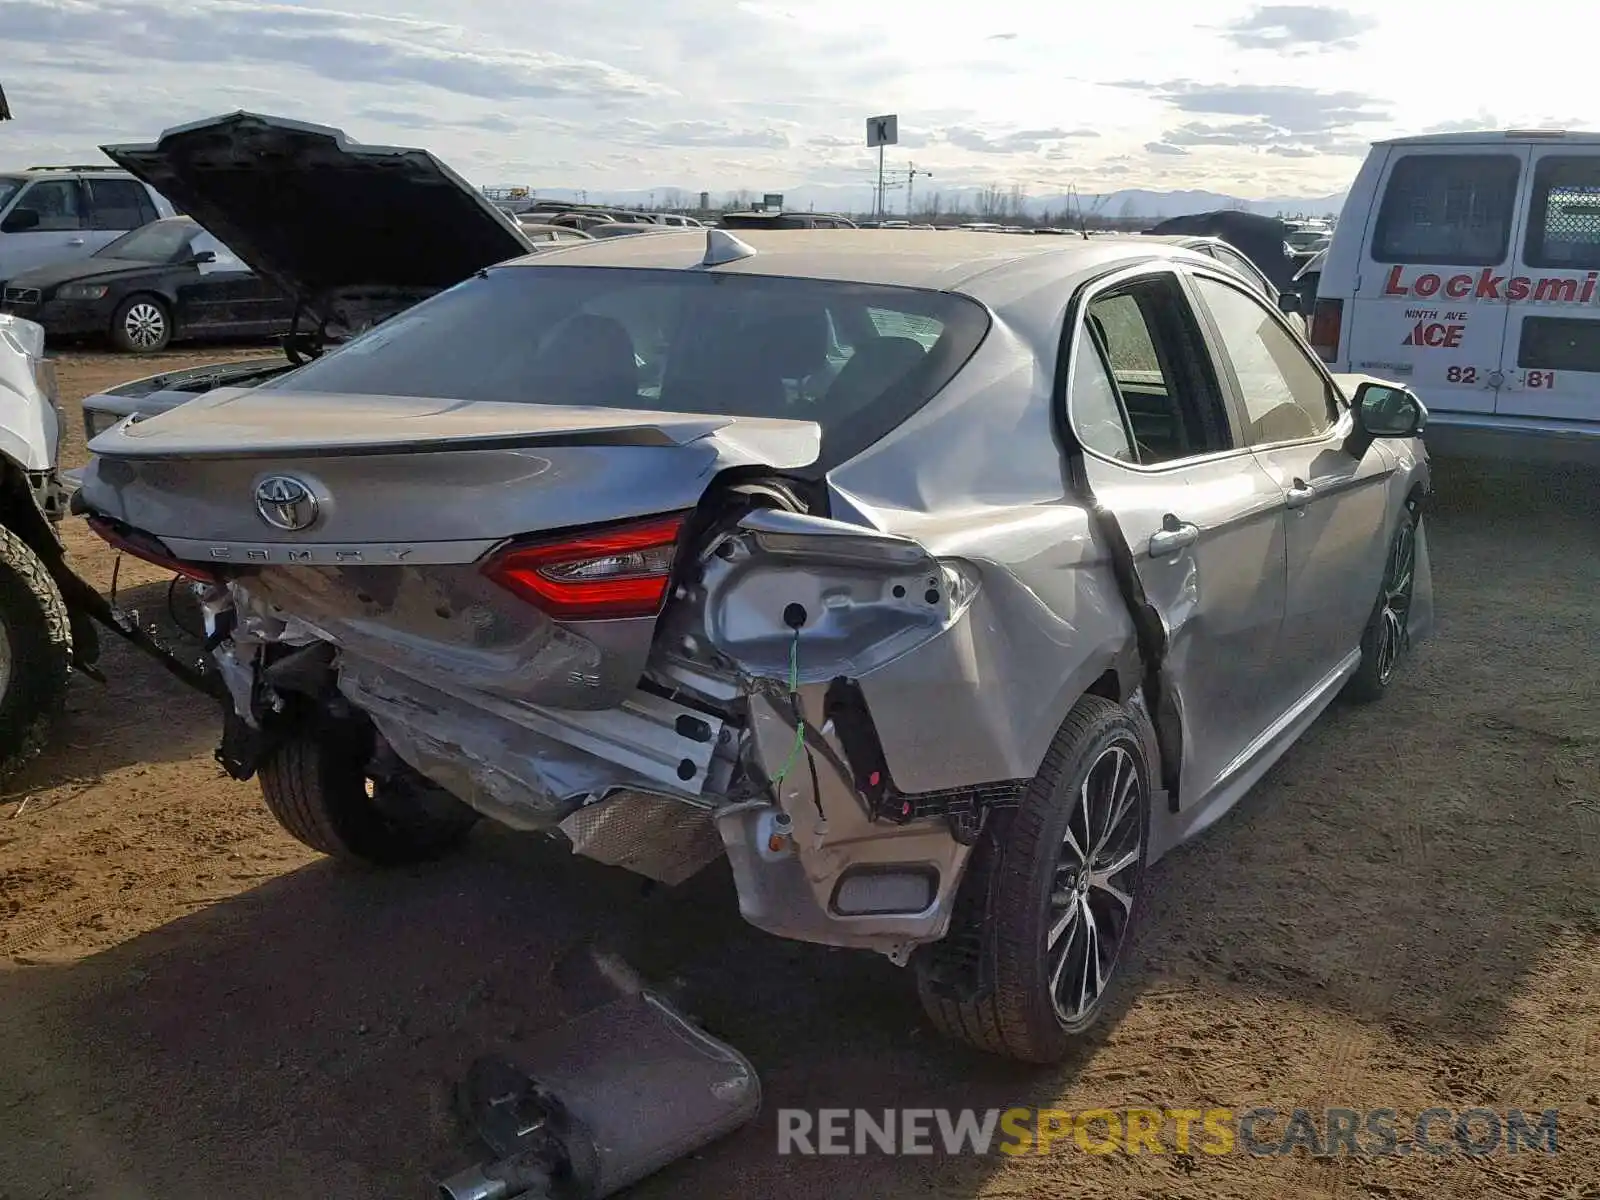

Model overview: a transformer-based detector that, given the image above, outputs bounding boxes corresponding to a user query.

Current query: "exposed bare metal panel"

[559,792,726,885]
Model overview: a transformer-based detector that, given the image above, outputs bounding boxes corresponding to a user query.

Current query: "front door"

[1067,268,1290,807]
[1496,149,1600,422]
[0,179,92,276]
[1345,145,1528,416]
[1187,269,1395,697]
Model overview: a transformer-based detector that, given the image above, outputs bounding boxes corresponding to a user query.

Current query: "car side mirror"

[1347,380,1427,457]
[1277,291,1301,315]
[1,207,41,233]
[191,250,216,264]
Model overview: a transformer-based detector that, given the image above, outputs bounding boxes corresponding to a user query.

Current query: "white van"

[1312,129,1600,461]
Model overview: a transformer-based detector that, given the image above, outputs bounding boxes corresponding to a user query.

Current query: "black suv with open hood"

[77,111,536,438]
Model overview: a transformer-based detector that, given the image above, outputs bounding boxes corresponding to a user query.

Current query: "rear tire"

[0,526,72,781]
[916,695,1152,1063]
[110,294,172,353]
[1344,503,1418,704]
[258,734,479,866]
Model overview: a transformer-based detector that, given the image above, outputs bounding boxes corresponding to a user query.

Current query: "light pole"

[905,162,932,218]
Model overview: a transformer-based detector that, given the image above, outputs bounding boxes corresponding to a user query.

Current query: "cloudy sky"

[0,0,1591,199]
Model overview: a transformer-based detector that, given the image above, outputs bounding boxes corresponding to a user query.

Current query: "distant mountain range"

[504,183,1348,220]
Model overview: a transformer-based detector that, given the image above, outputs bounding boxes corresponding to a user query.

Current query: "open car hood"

[99,112,534,313]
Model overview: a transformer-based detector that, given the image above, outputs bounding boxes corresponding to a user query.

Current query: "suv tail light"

[482,513,686,621]
[85,514,219,583]
[1310,298,1343,363]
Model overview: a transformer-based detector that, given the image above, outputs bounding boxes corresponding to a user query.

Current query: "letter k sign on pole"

[867,114,899,221]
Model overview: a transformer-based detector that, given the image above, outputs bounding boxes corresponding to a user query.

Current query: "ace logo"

[1403,321,1464,348]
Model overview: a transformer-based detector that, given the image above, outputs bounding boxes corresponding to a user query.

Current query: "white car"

[0,167,174,283]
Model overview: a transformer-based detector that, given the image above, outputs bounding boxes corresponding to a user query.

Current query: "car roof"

[502,227,1202,296]
[1375,129,1600,147]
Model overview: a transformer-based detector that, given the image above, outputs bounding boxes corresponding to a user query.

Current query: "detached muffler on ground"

[438,953,760,1200]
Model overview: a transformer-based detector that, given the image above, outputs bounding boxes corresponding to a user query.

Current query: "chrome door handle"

[1149,519,1199,557]
[67,238,85,246]
[1285,479,1315,509]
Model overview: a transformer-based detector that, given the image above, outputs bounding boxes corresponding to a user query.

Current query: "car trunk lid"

[81,387,820,548]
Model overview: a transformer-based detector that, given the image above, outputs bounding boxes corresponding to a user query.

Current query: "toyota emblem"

[254,475,320,532]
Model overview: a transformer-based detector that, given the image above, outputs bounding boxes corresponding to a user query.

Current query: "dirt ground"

[0,347,1597,1199]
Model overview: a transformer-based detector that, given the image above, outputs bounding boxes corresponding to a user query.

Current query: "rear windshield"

[1371,153,1520,266]
[94,219,196,262]
[266,265,990,465]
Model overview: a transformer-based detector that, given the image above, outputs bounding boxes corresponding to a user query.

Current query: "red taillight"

[84,514,220,583]
[482,514,686,621]
[1310,297,1343,364]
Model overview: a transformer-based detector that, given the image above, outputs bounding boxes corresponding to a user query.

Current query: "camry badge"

[254,475,320,532]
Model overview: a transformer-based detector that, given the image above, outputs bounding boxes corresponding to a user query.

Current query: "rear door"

[1497,149,1600,421]
[1066,268,1291,807]
[1346,145,1527,415]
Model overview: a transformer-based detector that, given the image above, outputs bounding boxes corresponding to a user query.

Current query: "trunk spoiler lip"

[86,393,823,465]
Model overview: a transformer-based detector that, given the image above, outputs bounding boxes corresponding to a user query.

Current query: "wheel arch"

[0,456,96,668]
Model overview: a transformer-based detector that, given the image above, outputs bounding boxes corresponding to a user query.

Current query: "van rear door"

[1347,145,1528,416]
[1497,148,1600,422]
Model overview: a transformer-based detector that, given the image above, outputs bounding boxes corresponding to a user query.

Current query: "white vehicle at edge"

[1311,128,1600,462]
[0,314,90,775]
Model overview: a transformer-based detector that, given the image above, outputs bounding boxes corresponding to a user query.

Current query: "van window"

[1524,156,1600,269]
[1517,316,1600,373]
[1371,154,1520,266]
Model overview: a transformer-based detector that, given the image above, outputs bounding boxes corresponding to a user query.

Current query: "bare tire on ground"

[0,525,72,781]
[916,694,1153,1064]
[1344,502,1418,704]
[110,294,172,353]
[257,734,480,866]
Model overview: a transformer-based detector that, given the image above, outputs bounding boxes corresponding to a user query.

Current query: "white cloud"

[0,0,1593,200]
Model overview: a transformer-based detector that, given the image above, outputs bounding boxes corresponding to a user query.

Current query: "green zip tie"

[770,629,805,789]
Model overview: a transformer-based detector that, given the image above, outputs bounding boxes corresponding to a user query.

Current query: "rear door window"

[1523,155,1600,269]
[1077,274,1233,465]
[1372,153,1521,266]
[87,178,157,230]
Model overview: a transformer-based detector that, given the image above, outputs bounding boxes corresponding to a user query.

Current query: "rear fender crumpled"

[695,505,1132,795]
[687,504,1132,956]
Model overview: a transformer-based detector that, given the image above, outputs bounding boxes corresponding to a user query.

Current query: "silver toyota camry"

[76,114,1433,1064]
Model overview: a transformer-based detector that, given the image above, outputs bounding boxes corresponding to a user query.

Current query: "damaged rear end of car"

[76,251,1036,960]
